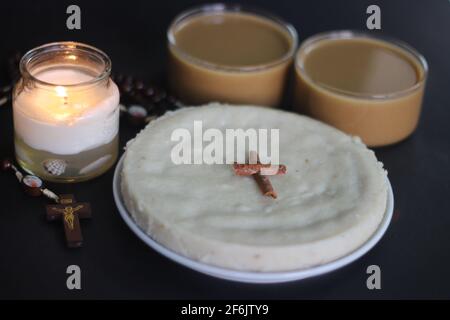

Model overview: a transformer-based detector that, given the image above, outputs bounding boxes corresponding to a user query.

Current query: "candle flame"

[55,86,67,98]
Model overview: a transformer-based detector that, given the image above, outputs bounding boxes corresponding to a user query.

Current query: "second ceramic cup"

[293,31,428,147]
[167,3,298,107]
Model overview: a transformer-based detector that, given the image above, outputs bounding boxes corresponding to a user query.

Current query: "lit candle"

[13,42,120,182]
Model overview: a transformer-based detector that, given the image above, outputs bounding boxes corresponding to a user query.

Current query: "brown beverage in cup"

[294,31,428,147]
[167,4,298,107]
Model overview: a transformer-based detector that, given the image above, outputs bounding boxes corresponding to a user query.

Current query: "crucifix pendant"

[46,194,91,248]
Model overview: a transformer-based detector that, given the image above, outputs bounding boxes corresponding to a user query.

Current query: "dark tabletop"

[0,0,449,299]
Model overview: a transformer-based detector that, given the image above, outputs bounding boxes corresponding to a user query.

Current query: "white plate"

[113,155,394,283]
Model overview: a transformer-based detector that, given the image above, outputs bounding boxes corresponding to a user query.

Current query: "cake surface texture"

[121,103,387,271]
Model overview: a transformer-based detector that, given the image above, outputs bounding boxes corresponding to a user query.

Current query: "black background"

[0,0,449,299]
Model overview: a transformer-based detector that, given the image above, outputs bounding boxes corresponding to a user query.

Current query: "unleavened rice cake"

[121,103,387,271]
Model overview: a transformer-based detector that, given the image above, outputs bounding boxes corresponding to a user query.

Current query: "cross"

[46,194,91,248]
[233,152,286,199]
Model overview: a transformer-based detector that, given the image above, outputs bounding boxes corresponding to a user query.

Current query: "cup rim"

[167,3,298,73]
[295,30,428,100]
[20,41,112,89]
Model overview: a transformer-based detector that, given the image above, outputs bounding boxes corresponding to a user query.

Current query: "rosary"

[2,158,92,248]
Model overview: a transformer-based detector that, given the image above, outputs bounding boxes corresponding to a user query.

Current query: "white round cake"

[121,104,387,272]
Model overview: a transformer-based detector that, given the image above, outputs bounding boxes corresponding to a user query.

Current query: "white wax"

[13,68,120,155]
[36,68,94,85]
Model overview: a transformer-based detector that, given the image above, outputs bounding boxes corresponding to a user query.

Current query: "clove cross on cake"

[233,151,287,199]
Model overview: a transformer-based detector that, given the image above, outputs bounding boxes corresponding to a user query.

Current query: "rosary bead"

[1,158,12,171]
[134,80,145,90]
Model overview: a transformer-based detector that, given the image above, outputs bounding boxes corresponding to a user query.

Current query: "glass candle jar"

[13,42,120,182]
[167,3,298,107]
